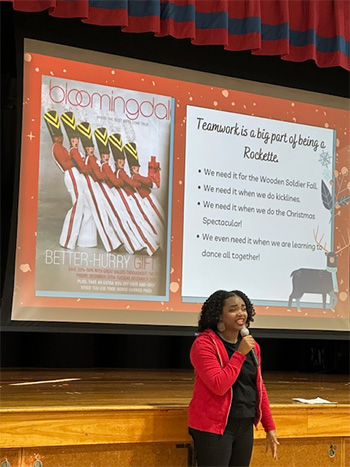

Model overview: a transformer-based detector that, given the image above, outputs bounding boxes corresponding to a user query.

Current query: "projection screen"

[8,39,350,332]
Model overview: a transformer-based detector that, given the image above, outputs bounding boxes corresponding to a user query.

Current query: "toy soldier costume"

[61,112,120,253]
[108,133,159,256]
[124,141,165,241]
[92,127,144,255]
[118,142,161,243]
[43,110,84,250]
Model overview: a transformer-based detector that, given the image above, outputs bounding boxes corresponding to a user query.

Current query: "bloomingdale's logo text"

[49,80,171,121]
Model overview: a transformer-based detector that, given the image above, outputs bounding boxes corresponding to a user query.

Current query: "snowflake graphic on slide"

[318,150,331,167]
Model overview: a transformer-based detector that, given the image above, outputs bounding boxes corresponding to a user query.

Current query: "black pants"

[189,418,254,467]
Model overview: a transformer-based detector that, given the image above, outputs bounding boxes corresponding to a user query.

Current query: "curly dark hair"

[197,289,256,332]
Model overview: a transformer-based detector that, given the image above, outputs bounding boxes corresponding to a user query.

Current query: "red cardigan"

[188,329,276,435]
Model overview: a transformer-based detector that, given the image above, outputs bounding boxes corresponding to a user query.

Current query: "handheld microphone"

[240,326,259,367]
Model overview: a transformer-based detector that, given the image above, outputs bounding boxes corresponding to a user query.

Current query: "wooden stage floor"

[0,369,349,466]
[1,368,349,410]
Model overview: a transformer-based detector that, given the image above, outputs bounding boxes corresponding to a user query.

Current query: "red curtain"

[1,0,349,70]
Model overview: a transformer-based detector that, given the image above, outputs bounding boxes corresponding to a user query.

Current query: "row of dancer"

[44,110,165,255]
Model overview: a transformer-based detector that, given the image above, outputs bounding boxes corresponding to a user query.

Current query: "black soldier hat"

[94,127,110,156]
[61,111,79,140]
[43,110,63,141]
[109,133,125,161]
[78,121,94,149]
[123,142,140,168]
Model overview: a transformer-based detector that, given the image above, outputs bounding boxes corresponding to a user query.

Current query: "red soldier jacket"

[132,173,153,198]
[117,169,141,196]
[86,156,106,182]
[188,329,276,435]
[101,163,123,189]
[69,148,91,174]
[52,143,74,172]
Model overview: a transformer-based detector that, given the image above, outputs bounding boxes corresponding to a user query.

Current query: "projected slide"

[182,106,335,307]
[10,39,349,330]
